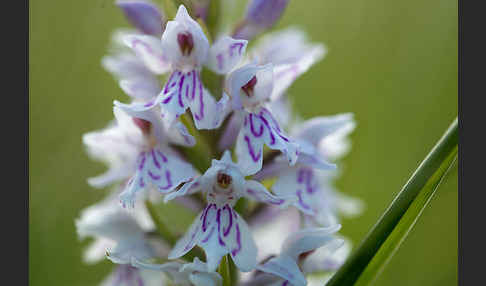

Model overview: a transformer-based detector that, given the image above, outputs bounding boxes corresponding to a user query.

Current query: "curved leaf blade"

[326,118,458,286]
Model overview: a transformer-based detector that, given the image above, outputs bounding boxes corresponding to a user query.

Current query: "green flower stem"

[218,255,232,286]
[145,200,177,246]
[175,114,213,173]
[326,117,458,286]
[206,0,222,39]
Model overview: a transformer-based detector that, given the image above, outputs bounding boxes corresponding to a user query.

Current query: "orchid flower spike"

[115,5,248,133]
[132,257,223,286]
[256,225,343,286]
[165,151,295,272]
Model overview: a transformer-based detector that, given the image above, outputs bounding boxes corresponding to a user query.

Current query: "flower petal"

[257,256,306,286]
[119,78,161,100]
[292,113,355,148]
[123,34,171,74]
[113,101,179,149]
[227,210,258,272]
[243,180,293,206]
[159,70,226,129]
[168,207,205,260]
[117,0,165,36]
[218,111,244,151]
[161,5,209,70]
[207,36,248,74]
[301,236,350,273]
[102,51,160,101]
[280,225,342,260]
[169,204,257,272]
[164,176,204,202]
[227,64,273,110]
[270,44,326,101]
[272,166,325,216]
[236,109,299,176]
[119,147,196,207]
[87,166,134,189]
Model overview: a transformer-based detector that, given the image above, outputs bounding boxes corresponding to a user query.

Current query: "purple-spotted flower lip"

[168,202,258,272]
[118,144,197,208]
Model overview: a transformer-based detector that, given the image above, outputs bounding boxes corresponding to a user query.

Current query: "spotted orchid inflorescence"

[76,1,363,285]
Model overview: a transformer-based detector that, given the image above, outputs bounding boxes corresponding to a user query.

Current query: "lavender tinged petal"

[218,112,243,151]
[117,0,165,36]
[233,0,289,40]
[246,0,289,28]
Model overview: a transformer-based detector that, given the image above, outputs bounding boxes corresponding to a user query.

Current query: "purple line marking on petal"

[183,225,199,252]
[178,75,186,108]
[139,176,145,187]
[201,226,215,243]
[185,83,189,99]
[193,75,204,121]
[162,94,173,104]
[144,100,154,107]
[247,189,283,205]
[148,170,160,180]
[259,115,275,145]
[249,114,264,137]
[191,70,196,100]
[223,205,233,237]
[138,152,147,170]
[282,281,289,286]
[158,171,173,190]
[202,204,215,231]
[296,189,311,210]
[231,223,241,256]
[244,135,261,162]
[131,38,166,67]
[216,208,226,246]
[151,150,160,169]
[156,150,168,162]
[262,109,282,132]
[229,42,244,57]
[163,72,176,94]
[274,64,299,80]
[217,53,224,70]
[297,168,317,194]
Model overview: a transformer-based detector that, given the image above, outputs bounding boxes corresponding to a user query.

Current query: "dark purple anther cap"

[116,0,165,36]
[177,32,194,56]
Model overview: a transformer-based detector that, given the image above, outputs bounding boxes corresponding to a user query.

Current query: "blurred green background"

[29,0,457,285]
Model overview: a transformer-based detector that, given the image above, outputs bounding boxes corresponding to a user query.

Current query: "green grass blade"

[326,118,458,286]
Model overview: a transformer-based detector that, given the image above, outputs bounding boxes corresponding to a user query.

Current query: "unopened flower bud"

[233,0,289,40]
[116,0,165,36]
